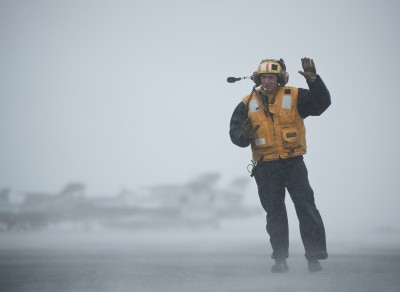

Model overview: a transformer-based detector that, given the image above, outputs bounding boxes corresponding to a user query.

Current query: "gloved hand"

[298,57,318,83]
[242,118,260,139]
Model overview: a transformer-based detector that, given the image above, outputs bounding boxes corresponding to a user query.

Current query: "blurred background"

[0,0,399,247]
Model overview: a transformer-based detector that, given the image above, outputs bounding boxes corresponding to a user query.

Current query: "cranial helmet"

[252,58,289,86]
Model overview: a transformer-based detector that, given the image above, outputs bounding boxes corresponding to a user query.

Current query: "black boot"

[308,258,323,272]
[271,259,289,273]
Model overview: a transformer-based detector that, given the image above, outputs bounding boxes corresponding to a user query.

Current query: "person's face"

[260,74,279,93]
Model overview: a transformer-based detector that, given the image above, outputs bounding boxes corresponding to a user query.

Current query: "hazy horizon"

[1,0,400,238]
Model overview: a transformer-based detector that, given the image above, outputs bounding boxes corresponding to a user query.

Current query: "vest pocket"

[253,135,274,148]
[253,123,275,149]
[281,127,301,149]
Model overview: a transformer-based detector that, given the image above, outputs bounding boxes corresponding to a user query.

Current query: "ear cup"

[251,71,261,86]
[280,71,289,85]
[277,58,288,85]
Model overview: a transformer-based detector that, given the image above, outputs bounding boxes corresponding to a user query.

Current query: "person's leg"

[284,157,328,268]
[254,162,289,264]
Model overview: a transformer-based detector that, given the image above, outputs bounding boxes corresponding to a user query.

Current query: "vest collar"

[259,86,282,104]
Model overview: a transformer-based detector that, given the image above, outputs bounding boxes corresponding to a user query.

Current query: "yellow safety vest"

[242,86,307,161]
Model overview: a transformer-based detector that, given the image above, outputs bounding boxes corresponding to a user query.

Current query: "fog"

[1,1,400,289]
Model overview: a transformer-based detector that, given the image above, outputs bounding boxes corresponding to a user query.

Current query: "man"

[229,58,331,273]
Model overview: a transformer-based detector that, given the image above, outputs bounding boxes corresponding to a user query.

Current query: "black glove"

[242,119,260,139]
[298,57,318,83]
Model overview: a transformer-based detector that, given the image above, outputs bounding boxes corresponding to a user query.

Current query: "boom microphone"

[227,76,252,83]
[227,77,241,83]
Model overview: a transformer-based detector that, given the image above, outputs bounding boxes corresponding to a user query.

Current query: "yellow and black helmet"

[252,58,289,86]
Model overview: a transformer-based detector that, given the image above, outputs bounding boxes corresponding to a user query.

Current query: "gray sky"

[1,0,400,235]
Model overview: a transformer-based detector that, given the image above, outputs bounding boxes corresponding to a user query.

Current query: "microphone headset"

[227,58,289,87]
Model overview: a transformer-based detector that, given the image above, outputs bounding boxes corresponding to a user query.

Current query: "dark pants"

[254,156,328,261]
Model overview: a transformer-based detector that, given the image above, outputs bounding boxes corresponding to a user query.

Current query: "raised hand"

[298,57,318,83]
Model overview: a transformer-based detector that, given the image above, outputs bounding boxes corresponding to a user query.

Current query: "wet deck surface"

[1,230,399,292]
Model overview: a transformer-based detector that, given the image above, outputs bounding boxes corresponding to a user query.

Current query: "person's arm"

[297,77,331,118]
[229,102,252,147]
[297,58,331,118]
